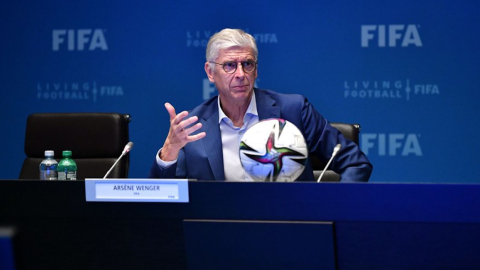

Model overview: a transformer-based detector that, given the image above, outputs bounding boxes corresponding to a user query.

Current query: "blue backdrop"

[1,0,479,183]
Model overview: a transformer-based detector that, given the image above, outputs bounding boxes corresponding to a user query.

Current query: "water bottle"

[57,150,77,180]
[39,150,58,180]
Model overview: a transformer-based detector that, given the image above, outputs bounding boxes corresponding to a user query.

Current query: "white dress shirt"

[218,93,259,181]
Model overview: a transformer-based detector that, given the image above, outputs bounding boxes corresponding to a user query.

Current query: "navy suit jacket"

[149,88,372,182]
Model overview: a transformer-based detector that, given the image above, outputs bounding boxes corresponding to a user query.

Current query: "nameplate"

[85,178,189,203]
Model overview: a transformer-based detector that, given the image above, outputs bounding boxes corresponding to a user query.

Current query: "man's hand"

[160,102,206,161]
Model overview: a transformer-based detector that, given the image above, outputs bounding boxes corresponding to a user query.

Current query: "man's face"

[205,46,257,105]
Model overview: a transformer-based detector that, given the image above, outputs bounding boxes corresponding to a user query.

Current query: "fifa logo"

[52,29,108,51]
[361,133,422,156]
[361,25,422,47]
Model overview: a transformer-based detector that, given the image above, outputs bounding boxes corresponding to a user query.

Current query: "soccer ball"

[239,118,308,182]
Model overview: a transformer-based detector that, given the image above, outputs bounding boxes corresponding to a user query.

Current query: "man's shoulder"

[189,95,218,117]
[255,88,306,104]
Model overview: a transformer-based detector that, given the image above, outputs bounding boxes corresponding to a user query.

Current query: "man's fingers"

[177,116,199,131]
[164,104,205,144]
[183,122,203,136]
[165,103,191,128]
[184,123,206,143]
[165,103,188,124]
[187,132,206,142]
[164,102,177,121]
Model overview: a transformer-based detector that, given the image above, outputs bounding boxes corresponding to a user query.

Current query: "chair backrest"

[311,123,361,182]
[19,113,131,180]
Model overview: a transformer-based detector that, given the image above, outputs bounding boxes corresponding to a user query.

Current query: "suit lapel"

[200,101,225,181]
[255,89,281,120]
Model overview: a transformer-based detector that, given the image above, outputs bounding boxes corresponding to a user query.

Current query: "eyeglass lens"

[223,60,256,73]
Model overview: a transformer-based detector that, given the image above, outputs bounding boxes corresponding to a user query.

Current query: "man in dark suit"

[149,28,372,182]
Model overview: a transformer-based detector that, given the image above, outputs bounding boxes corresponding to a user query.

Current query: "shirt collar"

[218,91,258,124]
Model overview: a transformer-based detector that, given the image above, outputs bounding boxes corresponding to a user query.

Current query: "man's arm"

[300,98,373,182]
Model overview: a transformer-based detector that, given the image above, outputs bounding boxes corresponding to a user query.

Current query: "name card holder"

[85,178,189,203]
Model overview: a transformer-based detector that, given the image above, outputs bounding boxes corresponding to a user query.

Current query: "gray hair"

[206,29,258,66]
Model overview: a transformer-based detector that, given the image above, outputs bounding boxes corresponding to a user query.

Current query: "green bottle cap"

[62,150,72,158]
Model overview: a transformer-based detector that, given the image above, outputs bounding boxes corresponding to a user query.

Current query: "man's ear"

[205,62,215,83]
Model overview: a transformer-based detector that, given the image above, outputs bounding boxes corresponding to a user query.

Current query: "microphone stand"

[317,144,341,183]
[103,142,133,179]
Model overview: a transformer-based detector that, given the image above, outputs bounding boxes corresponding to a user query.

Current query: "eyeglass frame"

[208,60,258,74]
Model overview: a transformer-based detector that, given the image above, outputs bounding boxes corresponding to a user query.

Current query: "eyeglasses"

[209,60,257,74]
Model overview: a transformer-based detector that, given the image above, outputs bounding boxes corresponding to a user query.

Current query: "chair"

[311,123,361,182]
[19,113,131,180]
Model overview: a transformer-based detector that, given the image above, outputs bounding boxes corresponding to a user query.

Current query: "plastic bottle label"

[58,172,77,180]
[40,171,58,180]
[66,172,77,180]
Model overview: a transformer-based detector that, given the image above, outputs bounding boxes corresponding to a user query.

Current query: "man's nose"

[234,63,245,78]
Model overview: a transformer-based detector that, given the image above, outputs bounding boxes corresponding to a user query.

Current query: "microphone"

[317,144,341,183]
[103,141,134,179]
[122,141,134,155]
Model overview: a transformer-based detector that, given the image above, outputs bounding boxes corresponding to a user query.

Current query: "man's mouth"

[233,85,249,90]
